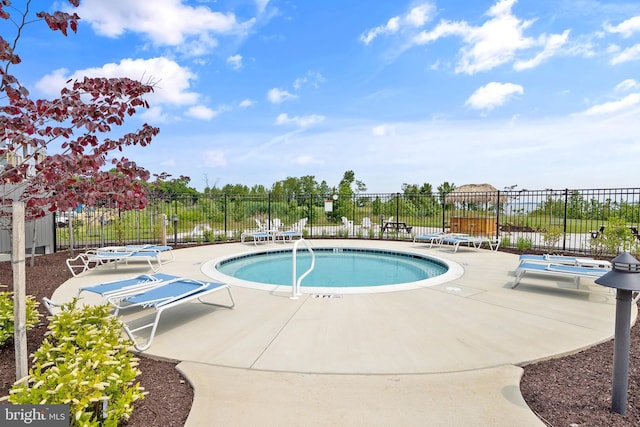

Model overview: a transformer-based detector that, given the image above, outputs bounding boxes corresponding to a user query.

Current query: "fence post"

[563,188,569,251]
[161,214,167,246]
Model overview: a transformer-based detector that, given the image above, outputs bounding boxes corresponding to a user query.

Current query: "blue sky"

[8,0,640,192]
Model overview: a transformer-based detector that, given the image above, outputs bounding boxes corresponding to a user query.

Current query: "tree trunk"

[12,201,28,380]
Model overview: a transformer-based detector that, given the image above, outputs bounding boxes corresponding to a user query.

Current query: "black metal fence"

[54,187,640,256]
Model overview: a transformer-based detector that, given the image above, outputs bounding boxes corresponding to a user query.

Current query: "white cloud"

[514,30,570,71]
[35,57,200,107]
[267,88,297,104]
[293,155,323,165]
[604,16,640,38]
[360,3,434,45]
[274,113,325,127]
[239,98,256,108]
[71,0,256,56]
[293,71,326,90]
[186,105,219,120]
[372,125,395,136]
[226,54,243,70]
[580,93,640,116]
[615,79,640,93]
[610,43,640,64]
[465,82,523,111]
[411,0,569,74]
[204,150,227,167]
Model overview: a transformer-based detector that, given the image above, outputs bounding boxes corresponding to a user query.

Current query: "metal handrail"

[291,238,315,299]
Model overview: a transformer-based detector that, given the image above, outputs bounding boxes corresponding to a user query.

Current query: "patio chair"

[518,254,611,268]
[78,272,180,301]
[276,217,307,242]
[66,246,174,277]
[439,234,499,253]
[512,262,610,289]
[108,276,235,351]
[360,217,378,230]
[413,232,446,248]
[41,273,180,315]
[241,229,275,245]
[341,216,354,232]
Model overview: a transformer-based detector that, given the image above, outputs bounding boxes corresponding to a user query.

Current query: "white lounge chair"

[65,245,174,277]
[439,234,499,253]
[512,262,610,289]
[277,218,307,242]
[41,273,180,315]
[341,216,354,234]
[360,217,377,229]
[108,276,235,351]
[413,232,446,248]
[518,254,611,268]
[241,229,275,245]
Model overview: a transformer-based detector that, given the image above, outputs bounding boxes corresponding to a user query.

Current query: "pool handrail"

[291,238,315,299]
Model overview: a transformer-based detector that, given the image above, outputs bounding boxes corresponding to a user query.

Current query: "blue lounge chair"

[66,245,174,276]
[518,254,610,268]
[413,232,446,248]
[109,277,235,351]
[77,272,180,300]
[512,262,610,289]
[41,273,181,315]
[439,234,499,253]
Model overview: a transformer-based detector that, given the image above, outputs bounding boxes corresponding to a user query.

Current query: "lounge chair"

[65,245,174,277]
[108,277,235,351]
[518,254,611,268]
[413,232,446,248]
[276,217,307,242]
[78,272,180,301]
[439,234,499,253]
[241,229,274,245]
[512,262,610,289]
[360,217,378,230]
[41,272,180,315]
[341,216,354,235]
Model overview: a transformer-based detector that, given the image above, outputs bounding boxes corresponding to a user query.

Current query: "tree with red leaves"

[0,0,159,222]
[0,0,160,380]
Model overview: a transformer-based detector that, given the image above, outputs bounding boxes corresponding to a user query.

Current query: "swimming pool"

[202,246,464,294]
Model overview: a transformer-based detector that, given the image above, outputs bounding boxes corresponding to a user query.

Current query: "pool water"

[216,248,448,288]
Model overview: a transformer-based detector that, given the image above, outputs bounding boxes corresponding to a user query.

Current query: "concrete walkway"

[51,240,626,426]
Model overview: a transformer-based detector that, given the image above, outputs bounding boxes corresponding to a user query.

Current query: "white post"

[291,243,299,299]
[12,201,28,380]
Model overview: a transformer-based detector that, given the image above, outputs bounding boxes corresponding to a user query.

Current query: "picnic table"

[382,221,413,233]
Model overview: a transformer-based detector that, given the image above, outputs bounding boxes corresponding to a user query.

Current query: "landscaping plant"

[4,301,145,426]
[0,291,40,346]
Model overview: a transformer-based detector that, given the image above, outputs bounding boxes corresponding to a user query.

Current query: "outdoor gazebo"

[445,183,499,236]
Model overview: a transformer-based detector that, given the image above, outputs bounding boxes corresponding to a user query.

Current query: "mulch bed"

[1,247,640,426]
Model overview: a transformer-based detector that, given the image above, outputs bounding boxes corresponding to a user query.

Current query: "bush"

[542,226,564,253]
[5,301,145,426]
[516,237,533,251]
[0,291,40,346]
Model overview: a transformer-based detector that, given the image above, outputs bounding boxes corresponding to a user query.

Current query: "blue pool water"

[215,248,448,288]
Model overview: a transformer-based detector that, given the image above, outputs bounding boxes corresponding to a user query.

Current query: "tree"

[0,1,158,220]
[0,1,159,380]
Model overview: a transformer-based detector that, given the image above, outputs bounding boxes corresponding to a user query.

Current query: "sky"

[5,0,640,192]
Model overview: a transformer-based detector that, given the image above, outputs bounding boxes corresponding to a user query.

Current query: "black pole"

[173,220,178,246]
[611,289,633,415]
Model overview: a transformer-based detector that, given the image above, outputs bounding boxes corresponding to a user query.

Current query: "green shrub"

[516,237,533,251]
[542,226,564,253]
[500,236,511,248]
[590,216,635,256]
[5,301,145,426]
[0,291,40,346]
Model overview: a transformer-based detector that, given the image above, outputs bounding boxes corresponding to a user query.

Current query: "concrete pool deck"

[51,239,628,426]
